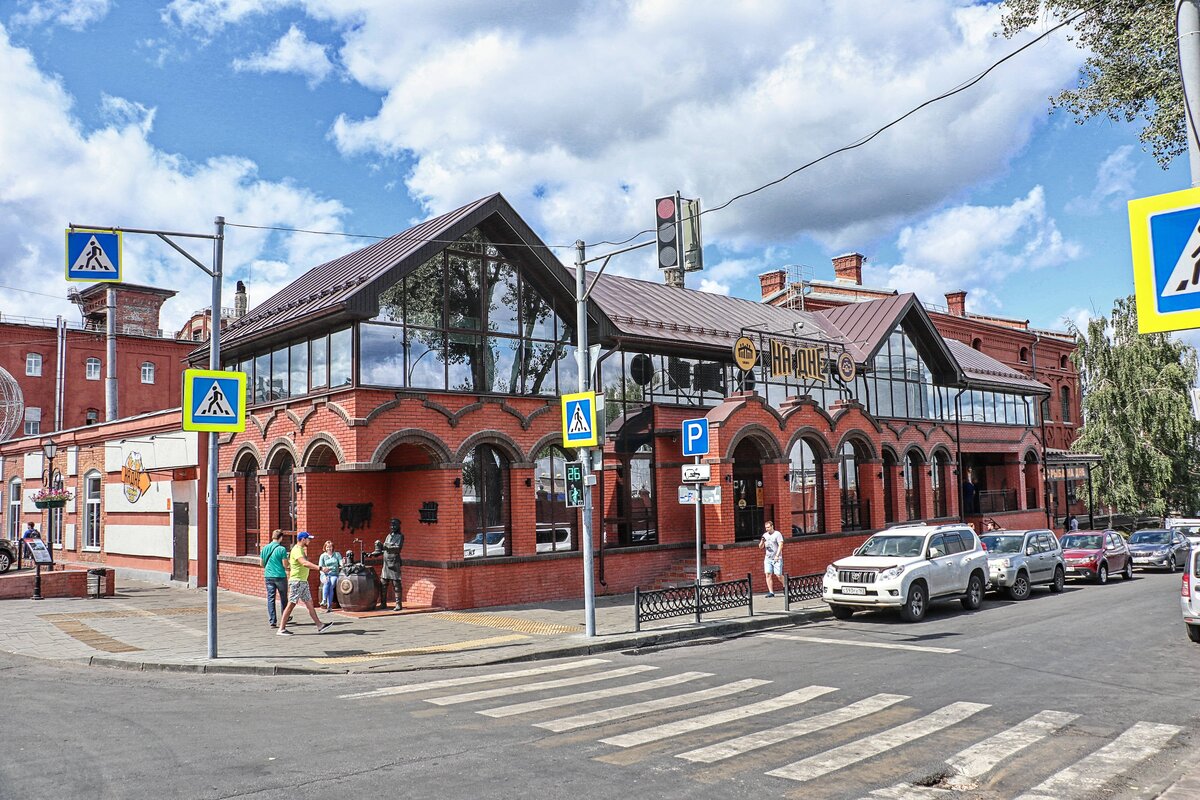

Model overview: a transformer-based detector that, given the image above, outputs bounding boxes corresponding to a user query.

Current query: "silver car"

[1128,529,1190,572]
[979,529,1066,600]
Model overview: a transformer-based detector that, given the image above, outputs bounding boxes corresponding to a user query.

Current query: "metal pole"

[105,288,117,421]
[695,456,702,582]
[575,240,596,638]
[55,317,66,432]
[206,216,225,659]
[1179,0,1200,185]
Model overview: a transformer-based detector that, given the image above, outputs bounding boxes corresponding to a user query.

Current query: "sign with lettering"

[732,336,758,372]
[769,339,826,383]
[122,452,151,503]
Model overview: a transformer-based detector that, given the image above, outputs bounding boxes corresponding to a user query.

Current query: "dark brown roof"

[817,293,962,384]
[945,339,1049,393]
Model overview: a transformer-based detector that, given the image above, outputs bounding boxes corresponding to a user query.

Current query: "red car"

[1060,530,1134,584]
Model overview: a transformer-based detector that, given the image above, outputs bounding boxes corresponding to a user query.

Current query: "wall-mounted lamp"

[723,474,732,483]
[877,471,883,479]
[295,482,302,494]
[225,485,233,495]
[258,482,265,494]
[454,477,461,488]
[524,477,532,487]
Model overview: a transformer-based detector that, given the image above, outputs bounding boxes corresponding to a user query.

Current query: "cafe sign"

[770,339,826,383]
[122,452,152,503]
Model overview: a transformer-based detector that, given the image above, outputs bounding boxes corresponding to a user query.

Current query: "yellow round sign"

[733,336,758,372]
[836,352,856,383]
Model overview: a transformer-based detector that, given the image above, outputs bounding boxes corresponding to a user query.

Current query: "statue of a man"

[378,518,404,610]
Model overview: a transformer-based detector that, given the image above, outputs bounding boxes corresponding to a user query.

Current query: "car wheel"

[961,572,984,610]
[1122,559,1134,580]
[1006,572,1031,601]
[1189,624,1200,644]
[899,582,927,622]
[1095,564,1108,585]
[0,550,10,574]
[1169,555,1178,573]
[829,604,855,620]
[1049,567,1065,594]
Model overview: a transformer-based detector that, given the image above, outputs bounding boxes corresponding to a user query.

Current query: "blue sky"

[0,0,1191,341]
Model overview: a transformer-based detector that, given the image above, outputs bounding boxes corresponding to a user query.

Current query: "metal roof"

[819,293,963,384]
[945,339,1049,393]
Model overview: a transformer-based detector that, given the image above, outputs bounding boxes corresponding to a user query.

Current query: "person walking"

[759,520,784,598]
[1068,514,1079,531]
[260,530,289,628]
[278,532,331,636]
[318,540,342,612]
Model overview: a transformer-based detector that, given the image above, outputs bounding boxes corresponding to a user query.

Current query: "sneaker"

[269,622,277,628]
[316,623,331,634]
[276,628,294,636]
[765,592,775,598]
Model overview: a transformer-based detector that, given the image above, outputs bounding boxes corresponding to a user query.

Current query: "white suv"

[823,523,989,622]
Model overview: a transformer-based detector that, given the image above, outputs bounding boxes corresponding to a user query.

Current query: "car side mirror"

[1026,546,1036,556]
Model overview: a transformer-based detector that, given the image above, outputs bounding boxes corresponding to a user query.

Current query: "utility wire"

[224,221,577,251]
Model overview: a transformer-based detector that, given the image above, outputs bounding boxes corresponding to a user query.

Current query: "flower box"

[34,499,66,509]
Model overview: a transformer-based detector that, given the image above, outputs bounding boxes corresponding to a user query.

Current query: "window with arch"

[7,478,21,540]
[904,451,923,521]
[141,362,156,384]
[237,454,261,551]
[1060,354,1069,370]
[931,453,948,518]
[839,441,867,531]
[25,353,42,377]
[275,454,297,532]
[533,444,579,553]
[47,469,64,547]
[85,408,99,425]
[462,443,511,558]
[84,471,102,548]
[85,357,102,380]
[1019,347,1028,363]
[1060,386,1071,423]
[788,438,823,535]
[605,406,658,548]
[881,450,899,524]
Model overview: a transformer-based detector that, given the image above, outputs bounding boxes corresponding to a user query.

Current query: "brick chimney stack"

[832,253,863,285]
[759,269,786,299]
[945,291,967,317]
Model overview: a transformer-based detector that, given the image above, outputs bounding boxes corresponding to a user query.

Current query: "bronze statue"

[374,518,404,610]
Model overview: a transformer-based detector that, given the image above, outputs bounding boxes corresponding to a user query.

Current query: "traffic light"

[564,461,584,508]
[655,195,679,270]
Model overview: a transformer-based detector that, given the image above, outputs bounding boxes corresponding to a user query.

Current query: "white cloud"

[232,24,334,87]
[10,0,110,30]
[1066,144,1139,215]
[697,278,730,295]
[0,23,351,332]
[161,0,296,36]
[863,186,1081,312]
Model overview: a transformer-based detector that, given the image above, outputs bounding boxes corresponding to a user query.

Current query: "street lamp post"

[42,438,57,571]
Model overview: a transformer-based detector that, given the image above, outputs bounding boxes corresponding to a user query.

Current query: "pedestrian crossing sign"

[65,228,121,282]
[561,391,598,447]
[183,369,246,432]
[1130,186,1200,333]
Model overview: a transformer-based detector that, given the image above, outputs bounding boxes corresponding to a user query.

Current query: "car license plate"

[841,586,866,595]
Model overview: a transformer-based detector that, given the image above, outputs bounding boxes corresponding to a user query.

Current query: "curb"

[73,604,832,676]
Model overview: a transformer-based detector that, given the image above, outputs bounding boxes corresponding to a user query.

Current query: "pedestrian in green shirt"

[260,530,289,628]
[278,532,330,636]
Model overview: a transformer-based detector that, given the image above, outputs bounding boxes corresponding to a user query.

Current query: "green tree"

[1068,295,1200,517]
[1001,0,1182,166]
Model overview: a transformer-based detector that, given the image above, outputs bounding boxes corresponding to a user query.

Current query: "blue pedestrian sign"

[1130,186,1200,333]
[561,391,598,447]
[681,417,709,457]
[183,369,246,432]
[65,228,121,282]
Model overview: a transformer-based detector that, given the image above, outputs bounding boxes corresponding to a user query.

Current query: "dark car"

[0,538,13,573]
[1060,530,1133,584]
[1128,528,1190,572]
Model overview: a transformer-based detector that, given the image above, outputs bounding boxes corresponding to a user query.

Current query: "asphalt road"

[4,568,1198,800]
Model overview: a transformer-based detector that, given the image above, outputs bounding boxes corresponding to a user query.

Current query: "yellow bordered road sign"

[1130,186,1200,333]
[65,228,121,282]
[183,369,246,432]
[561,391,598,447]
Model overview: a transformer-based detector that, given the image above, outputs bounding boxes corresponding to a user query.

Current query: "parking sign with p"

[681,417,709,457]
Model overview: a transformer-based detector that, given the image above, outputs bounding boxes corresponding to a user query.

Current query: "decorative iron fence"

[634,573,753,632]
[783,572,824,611]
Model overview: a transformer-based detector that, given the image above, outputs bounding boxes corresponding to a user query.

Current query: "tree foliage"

[1068,296,1200,516]
[1001,0,1183,166]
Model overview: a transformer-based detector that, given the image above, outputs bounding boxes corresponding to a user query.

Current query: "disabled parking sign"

[1130,186,1200,333]
[183,369,246,432]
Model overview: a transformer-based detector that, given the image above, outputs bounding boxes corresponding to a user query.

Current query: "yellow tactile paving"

[437,612,580,636]
[44,618,142,653]
[311,633,530,664]
[38,605,248,621]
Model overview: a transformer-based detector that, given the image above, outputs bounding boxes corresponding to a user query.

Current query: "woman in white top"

[318,540,343,612]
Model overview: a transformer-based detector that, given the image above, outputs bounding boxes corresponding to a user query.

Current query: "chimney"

[945,291,967,317]
[832,253,863,285]
[234,280,248,318]
[759,269,786,299]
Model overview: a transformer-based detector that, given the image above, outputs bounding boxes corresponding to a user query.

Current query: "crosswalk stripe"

[944,709,1078,786]
[536,679,772,733]
[337,658,611,699]
[868,783,953,799]
[479,671,713,718]
[765,701,989,783]
[761,632,960,654]
[677,693,908,764]
[599,685,837,748]
[425,665,658,706]
[1014,721,1182,800]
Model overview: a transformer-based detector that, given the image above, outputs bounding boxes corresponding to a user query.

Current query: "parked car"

[1166,517,1200,547]
[822,523,988,622]
[1060,530,1133,584]
[1128,529,1191,572]
[1181,545,1200,643]
[979,529,1065,600]
[0,538,14,573]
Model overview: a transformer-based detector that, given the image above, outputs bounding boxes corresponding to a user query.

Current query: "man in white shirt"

[759,520,784,598]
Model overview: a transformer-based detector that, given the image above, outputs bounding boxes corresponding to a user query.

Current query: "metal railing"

[783,572,824,610]
[0,313,172,339]
[979,489,1019,514]
[634,573,753,631]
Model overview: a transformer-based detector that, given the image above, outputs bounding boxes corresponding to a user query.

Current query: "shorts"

[764,556,782,576]
[288,580,312,604]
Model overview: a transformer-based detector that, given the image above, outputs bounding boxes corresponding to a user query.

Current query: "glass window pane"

[359,323,405,387]
[447,332,482,391]
[481,337,522,394]
[271,347,289,400]
[253,354,269,404]
[486,261,520,335]
[521,284,556,340]
[524,341,561,396]
[329,328,352,387]
[289,342,308,396]
[447,253,483,331]
[406,329,446,390]
[405,255,443,328]
[891,379,907,418]
[558,345,578,395]
[310,336,328,388]
[376,278,403,323]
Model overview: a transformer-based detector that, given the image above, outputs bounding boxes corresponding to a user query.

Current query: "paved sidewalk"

[0,576,829,675]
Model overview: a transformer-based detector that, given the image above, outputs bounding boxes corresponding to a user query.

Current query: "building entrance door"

[172,502,189,583]
[732,439,765,541]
